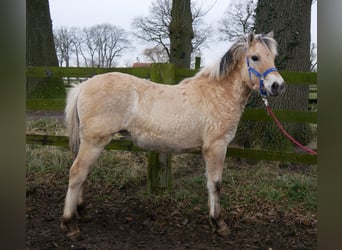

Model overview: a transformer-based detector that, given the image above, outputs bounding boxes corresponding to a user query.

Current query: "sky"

[49,0,317,67]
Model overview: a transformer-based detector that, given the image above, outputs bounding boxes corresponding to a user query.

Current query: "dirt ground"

[26,172,316,250]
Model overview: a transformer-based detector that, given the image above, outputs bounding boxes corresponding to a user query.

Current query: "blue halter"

[246,57,278,97]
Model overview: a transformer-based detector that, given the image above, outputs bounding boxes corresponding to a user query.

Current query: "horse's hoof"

[60,218,80,240]
[216,224,231,238]
[66,227,80,241]
[209,216,231,238]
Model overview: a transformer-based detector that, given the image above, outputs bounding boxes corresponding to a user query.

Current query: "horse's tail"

[65,84,81,158]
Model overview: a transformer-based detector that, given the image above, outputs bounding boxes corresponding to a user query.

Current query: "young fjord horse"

[61,32,285,238]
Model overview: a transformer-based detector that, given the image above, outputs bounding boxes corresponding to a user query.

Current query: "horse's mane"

[198,33,278,81]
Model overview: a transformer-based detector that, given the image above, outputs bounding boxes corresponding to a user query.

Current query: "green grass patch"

[221,162,317,212]
[26,145,71,175]
[275,173,317,210]
[88,150,147,188]
[27,119,66,136]
[174,175,206,204]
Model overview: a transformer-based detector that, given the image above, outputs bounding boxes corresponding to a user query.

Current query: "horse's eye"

[251,55,259,62]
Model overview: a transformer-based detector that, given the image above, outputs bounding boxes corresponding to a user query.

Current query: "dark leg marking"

[76,202,91,221]
[215,181,221,194]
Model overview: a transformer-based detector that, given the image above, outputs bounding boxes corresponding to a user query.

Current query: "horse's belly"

[131,131,202,153]
[128,111,204,153]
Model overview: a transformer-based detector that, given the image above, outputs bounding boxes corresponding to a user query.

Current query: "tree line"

[51,0,284,68]
[54,24,130,68]
[53,0,214,67]
[53,0,316,70]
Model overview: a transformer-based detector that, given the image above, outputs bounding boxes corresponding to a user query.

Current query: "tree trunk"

[169,0,194,68]
[235,0,313,150]
[26,0,65,99]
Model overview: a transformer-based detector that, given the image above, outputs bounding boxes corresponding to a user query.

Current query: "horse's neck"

[189,68,252,114]
[222,71,252,111]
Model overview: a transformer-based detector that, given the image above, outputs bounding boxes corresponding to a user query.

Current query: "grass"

[87,150,148,188]
[26,118,66,136]
[26,118,317,217]
[26,145,71,175]
[158,157,317,216]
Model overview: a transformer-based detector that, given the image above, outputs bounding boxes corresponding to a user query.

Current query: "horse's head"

[244,31,285,96]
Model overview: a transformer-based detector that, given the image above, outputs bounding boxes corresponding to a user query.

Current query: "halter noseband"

[246,57,278,97]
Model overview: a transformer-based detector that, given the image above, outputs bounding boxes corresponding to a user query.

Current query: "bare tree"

[91,24,130,68]
[131,0,213,63]
[143,45,169,63]
[218,0,256,41]
[191,0,215,54]
[131,0,172,59]
[69,27,83,67]
[54,26,74,67]
[82,26,99,67]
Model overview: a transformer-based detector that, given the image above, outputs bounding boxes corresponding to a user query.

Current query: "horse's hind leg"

[60,140,105,239]
[203,141,230,237]
[75,183,91,220]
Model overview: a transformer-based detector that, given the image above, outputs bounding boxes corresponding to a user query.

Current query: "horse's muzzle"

[270,81,286,96]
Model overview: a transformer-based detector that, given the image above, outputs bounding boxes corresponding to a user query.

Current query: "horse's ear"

[247,32,255,46]
[266,31,274,38]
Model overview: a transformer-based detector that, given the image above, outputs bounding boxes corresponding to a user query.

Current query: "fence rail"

[26,65,317,165]
[26,134,317,164]
[26,66,317,82]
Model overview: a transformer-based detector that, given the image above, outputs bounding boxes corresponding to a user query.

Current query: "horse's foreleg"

[61,141,103,239]
[203,142,230,237]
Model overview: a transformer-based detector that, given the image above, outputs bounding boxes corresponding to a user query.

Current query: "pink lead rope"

[262,97,317,156]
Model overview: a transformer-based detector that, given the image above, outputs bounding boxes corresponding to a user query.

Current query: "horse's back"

[79,72,149,94]
[74,72,214,152]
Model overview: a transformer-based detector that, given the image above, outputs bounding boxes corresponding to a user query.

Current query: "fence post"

[147,63,175,193]
[195,57,201,70]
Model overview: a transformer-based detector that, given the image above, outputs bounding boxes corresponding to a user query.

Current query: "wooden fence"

[26,64,317,192]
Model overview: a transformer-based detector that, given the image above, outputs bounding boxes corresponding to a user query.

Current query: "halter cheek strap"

[246,57,278,97]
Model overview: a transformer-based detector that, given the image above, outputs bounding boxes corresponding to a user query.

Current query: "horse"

[60,31,285,239]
